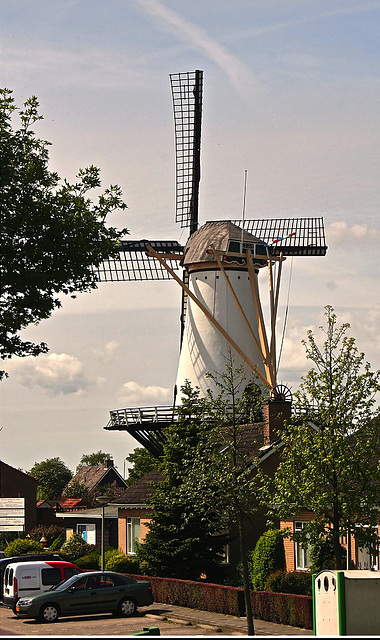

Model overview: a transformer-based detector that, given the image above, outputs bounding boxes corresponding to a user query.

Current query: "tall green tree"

[76,451,112,470]
[136,382,229,582]
[0,89,128,378]
[263,306,380,569]
[124,447,158,487]
[29,457,73,500]
[194,356,267,636]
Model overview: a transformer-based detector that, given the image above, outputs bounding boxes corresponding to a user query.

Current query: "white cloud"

[119,380,171,405]
[7,353,100,395]
[92,340,120,363]
[327,221,380,246]
[135,0,261,98]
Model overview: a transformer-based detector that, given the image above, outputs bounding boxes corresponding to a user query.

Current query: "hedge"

[125,574,245,617]
[125,573,312,628]
[250,590,313,629]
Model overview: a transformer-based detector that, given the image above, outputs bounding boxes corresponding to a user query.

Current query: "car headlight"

[18,598,34,606]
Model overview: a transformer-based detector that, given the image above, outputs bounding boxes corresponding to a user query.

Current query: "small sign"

[0,498,25,509]
[0,498,25,531]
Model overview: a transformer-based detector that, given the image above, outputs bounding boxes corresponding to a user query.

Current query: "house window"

[126,517,140,554]
[77,523,96,545]
[356,526,379,570]
[294,521,311,570]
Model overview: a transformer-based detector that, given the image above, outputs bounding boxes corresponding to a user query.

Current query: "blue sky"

[1,0,379,476]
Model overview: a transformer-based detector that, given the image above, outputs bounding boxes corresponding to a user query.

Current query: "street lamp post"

[96,495,109,571]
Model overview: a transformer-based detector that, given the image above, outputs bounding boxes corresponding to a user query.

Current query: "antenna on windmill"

[240,169,248,253]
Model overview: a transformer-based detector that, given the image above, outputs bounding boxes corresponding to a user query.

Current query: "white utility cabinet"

[313,570,380,636]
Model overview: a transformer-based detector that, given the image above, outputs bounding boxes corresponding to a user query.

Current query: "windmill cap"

[182,220,264,266]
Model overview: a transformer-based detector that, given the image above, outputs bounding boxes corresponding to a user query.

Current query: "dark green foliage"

[75,548,101,569]
[29,457,73,500]
[125,448,159,487]
[309,536,346,573]
[59,534,97,560]
[135,382,229,582]
[4,538,44,557]
[76,451,112,471]
[264,570,312,596]
[263,307,380,570]
[0,89,127,378]
[250,530,285,591]
[48,533,65,552]
[105,550,140,573]
[62,479,90,501]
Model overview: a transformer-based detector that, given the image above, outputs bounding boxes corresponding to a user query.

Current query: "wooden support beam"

[209,244,267,365]
[246,250,275,389]
[145,243,272,389]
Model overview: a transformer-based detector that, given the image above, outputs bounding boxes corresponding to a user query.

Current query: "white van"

[3,560,82,612]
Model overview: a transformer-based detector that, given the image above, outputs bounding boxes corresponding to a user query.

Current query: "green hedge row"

[125,573,312,628]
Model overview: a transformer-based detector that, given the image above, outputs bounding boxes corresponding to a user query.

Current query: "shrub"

[264,570,312,596]
[75,550,100,569]
[105,551,140,573]
[59,534,97,560]
[249,529,285,591]
[4,537,44,557]
[48,533,65,552]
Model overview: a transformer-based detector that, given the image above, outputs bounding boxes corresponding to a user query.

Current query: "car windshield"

[50,574,82,592]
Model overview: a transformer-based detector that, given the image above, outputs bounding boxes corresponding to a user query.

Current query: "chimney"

[105,459,114,468]
[263,400,292,445]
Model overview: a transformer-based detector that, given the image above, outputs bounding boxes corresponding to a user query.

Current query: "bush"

[59,534,97,560]
[105,551,140,573]
[4,537,44,557]
[48,533,65,552]
[264,570,312,596]
[249,529,285,591]
[75,550,100,570]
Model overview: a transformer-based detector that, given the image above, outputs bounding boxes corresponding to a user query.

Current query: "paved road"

[0,602,312,636]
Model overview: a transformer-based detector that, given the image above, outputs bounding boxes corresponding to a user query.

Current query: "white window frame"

[356,525,379,570]
[76,523,96,545]
[294,521,311,570]
[126,517,141,554]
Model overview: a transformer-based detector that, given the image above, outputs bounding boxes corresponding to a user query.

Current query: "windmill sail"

[170,70,203,234]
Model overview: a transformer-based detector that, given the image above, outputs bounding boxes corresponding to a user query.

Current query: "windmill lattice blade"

[231,217,327,256]
[96,240,184,282]
[170,70,203,233]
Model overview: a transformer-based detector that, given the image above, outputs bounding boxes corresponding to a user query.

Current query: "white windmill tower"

[98,70,328,456]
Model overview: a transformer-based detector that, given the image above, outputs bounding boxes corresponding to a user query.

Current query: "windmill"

[98,70,328,457]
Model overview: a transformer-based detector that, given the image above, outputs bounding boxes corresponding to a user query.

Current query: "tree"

[136,383,229,582]
[76,451,112,471]
[62,479,90,501]
[124,447,158,487]
[193,355,268,636]
[264,306,380,570]
[0,89,128,378]
[29,457,73,500]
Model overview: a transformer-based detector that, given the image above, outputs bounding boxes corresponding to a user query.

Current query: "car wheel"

[118,597,137,617]
[39,603,59,623]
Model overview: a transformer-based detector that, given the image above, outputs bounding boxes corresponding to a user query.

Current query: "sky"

[1,0,379,479]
